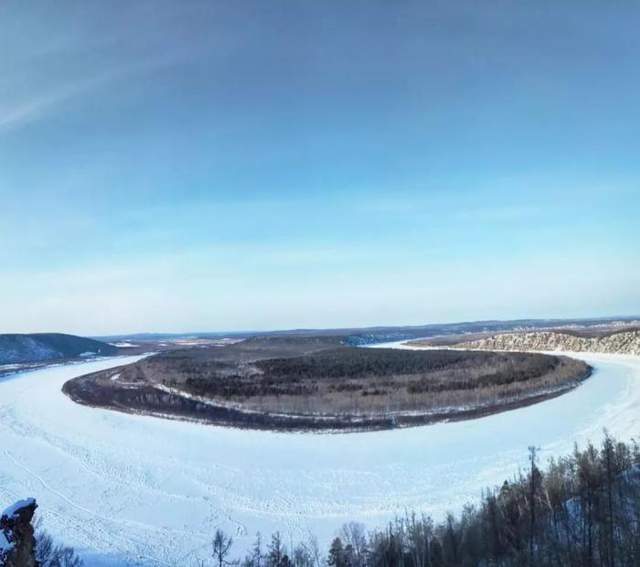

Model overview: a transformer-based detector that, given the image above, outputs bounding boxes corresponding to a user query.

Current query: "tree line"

[194,434,640,567]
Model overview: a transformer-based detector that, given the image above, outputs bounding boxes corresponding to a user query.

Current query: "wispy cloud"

[1,83,87,131]
[0,53,185,133]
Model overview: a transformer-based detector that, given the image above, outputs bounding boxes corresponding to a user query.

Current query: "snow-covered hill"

[457,330,640,355]
[0,333,117,365]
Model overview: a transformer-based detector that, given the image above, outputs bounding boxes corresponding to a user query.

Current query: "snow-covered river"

[1,347,639,566]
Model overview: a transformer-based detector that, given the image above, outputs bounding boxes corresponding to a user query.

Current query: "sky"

[0,0,638,335]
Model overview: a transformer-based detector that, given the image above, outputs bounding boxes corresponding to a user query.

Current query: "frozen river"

[1,347,639,565]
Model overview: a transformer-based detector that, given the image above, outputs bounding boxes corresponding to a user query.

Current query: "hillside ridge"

[453,329,640,355]
[0,333,117,365]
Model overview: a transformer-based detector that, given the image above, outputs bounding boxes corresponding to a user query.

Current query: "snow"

[1,498,35,519]
[0,348,639,565]
[0,364,25,372]
[0,531,12,554]
[110,342,138,348]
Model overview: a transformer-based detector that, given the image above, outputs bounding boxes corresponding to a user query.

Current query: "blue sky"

[1,1,638,335]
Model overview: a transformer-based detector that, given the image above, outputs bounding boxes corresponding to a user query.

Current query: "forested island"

[63,336,590,431]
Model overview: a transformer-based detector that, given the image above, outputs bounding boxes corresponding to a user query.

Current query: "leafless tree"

[212,529,233,567]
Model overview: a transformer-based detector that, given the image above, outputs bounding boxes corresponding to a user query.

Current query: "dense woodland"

[169,347,588,419]
[177,347,565,397]
[194,435,640,567]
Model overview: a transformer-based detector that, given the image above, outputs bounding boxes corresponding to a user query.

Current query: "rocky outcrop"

[0,499,37,567]
[456,330,640,355]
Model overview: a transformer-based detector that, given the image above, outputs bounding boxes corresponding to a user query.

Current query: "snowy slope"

[455,330,640,355]
[0,333,117,365]
[0,349,639,565]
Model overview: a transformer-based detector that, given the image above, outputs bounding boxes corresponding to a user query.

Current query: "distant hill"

[0,333,117,365]
[95,315,640,346]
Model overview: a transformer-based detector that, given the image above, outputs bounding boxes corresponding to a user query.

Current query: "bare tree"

[528,445,539,566]
[340,522,367,565]
[35,522,83,567]
[212,529,233,567]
